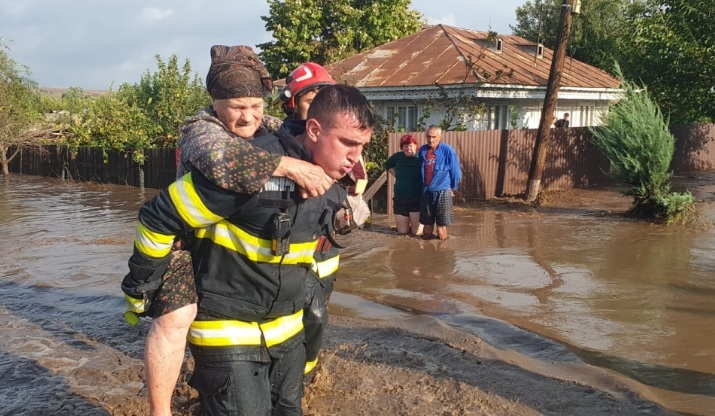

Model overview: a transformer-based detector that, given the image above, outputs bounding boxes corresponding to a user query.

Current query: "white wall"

[374,99,610,132]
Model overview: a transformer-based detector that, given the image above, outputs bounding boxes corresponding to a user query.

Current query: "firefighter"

[125,45,334,416]
[278,63,369,383]
[123,84,375,415]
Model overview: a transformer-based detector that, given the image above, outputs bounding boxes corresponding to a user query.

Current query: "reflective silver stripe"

[168,173,223,228]
[195,221,317,264]
[311,254,340,279]
[262,177,296,192]
[187,310,304,348]
[261,309,303,347]
[188,320,263,346]
[134,222,174,258]
[124,293,146,314]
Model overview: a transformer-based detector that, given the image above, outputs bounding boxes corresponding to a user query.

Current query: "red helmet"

[280,62,335,111]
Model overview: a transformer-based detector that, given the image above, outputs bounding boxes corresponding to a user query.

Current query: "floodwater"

[2,174,715,415]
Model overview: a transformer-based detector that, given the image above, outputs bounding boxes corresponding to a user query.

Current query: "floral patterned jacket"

[177,108,283,194]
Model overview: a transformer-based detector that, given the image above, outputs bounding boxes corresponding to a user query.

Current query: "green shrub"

[59,54,209,162]
[124,55,210,147]
[67,92,156,164]
[589,65,695,224]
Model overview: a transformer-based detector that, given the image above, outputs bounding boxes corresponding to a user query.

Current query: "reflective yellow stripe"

[124,293,146,314]
[187,310,304,348]
[195,222,317,264]
[169,173,223,228]
[311,254,340,279]
[261,309,304,347]
[188,320,263,347]
[353,178,368,195]
[304,357,319,374]
[134,223,174,258]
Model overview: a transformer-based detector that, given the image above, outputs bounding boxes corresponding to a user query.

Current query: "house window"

[496,38,503,53]
[488,105,510,130]
[386,106,419,130]
[580,105,595,126]
[408,106,418,128]
[536,44,544,58]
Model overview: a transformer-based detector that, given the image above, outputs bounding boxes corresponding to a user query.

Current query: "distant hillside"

[40,88,108,98]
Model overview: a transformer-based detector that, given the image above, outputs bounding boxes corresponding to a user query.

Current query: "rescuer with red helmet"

[280,62,336,120]
[278,62,371,385]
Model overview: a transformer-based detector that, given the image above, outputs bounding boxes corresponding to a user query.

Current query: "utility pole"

[525,0,578,202]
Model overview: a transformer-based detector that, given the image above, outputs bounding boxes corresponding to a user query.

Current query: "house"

[324,24,621,131]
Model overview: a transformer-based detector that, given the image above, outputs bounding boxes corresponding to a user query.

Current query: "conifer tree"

[589,66,694,224]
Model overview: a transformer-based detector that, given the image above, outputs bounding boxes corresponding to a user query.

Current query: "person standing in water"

[386,133,423,236]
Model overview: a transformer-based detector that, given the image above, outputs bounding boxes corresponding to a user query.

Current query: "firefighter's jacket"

[122,131,347,334]
[280,120,346,284]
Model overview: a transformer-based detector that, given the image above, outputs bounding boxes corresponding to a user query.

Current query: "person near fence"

[418,125,461,241]
[122,45,336,416]
[554,112,570,128]
[277,62,367,384]
[122,84,374,415]
[386,133,423,236]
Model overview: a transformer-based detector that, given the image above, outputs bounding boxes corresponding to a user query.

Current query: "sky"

[0,0,525,90]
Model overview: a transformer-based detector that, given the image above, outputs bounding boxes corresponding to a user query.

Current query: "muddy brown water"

[1,174,715,415]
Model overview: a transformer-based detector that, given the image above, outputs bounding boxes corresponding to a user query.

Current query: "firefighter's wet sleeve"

[121,169,250,316]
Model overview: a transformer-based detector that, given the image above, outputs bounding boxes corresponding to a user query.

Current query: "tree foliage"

[126,55,209,147]
[511,0,631,74]
[259,0,425,78]
[66,92,157,164]
[64,54,209,163]
[59,87,90,114]
[417,87,488,132]
[620,0,715,123]
[589,66,694,224]
[0,40,43,176]
[362,114,392,177]
[511,0,714,123]
[511,0,560,47]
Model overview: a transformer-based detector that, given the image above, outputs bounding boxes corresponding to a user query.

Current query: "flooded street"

[1,174,715,415]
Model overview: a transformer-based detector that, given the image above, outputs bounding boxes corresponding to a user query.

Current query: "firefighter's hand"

[276,157,334,198]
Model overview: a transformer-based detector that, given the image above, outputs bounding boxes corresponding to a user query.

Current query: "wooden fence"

[8,146,178,190]
[8,123,715,203]
[386,123,715,203]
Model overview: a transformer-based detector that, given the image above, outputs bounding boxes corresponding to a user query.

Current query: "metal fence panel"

[385,123,715,216]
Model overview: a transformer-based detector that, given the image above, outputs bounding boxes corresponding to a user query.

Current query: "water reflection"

[338,204,715,414]
[380,238,460,315]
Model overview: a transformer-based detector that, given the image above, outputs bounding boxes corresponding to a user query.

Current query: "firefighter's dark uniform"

[281,119,345,380]
[122,131,345,415]
[303,244,339,377]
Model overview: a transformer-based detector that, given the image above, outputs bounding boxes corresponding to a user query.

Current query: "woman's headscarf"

[205,45,273,99]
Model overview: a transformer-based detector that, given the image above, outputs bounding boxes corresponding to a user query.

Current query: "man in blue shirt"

[418,125,462,240]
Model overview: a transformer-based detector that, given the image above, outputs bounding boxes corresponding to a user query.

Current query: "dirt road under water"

[2,173,715,415]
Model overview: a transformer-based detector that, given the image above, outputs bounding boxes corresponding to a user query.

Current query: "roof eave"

[358,83,623,101]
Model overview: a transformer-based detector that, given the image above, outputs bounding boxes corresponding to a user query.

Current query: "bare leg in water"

[144,303,197,416]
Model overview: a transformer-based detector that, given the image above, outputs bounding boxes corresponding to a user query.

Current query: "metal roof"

[324,24,620,90]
